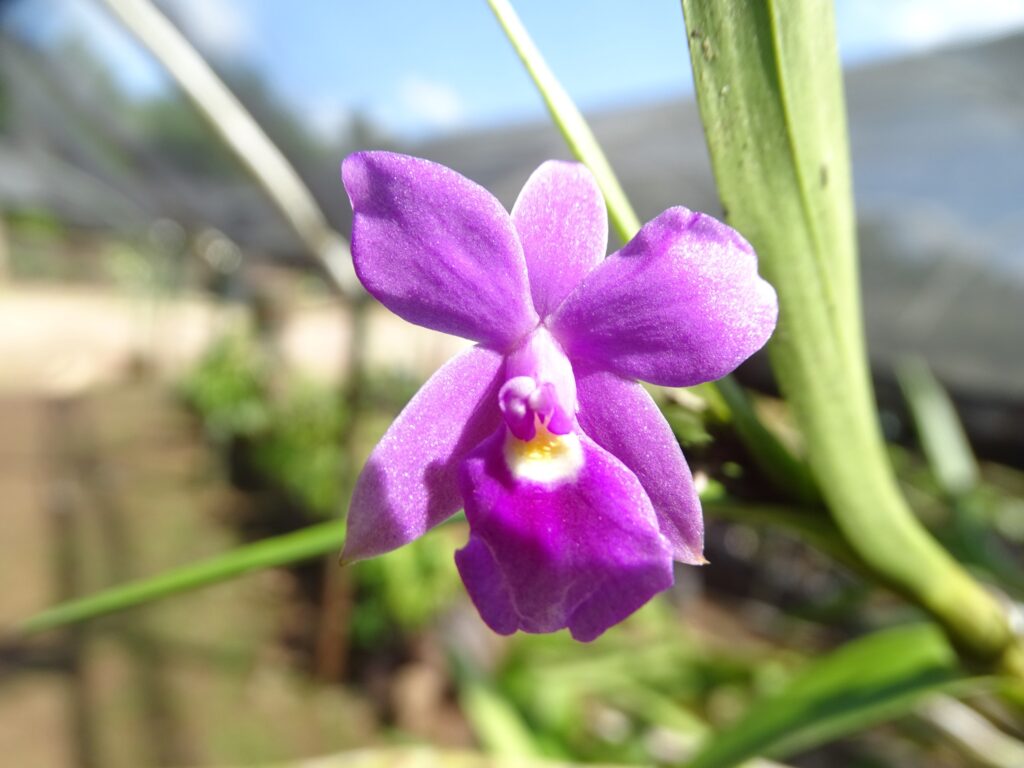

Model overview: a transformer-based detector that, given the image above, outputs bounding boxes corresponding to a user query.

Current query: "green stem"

[488,0,813,504]
[16,521,344,635]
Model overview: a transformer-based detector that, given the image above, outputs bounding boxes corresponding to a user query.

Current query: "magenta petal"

[511,161,607,318]
[343,152,539,347]
[576,366,705,564]
[455,430,674,641]
[454,538,520,635]
[550,208,778,386]
[342,345,503,563]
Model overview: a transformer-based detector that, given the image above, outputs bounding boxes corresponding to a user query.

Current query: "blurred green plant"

[251,382,349,517]
[352,527,466,647]
[179,327,270,442]
[898,359,1024,597]
[683,623,986,768]
[5,207,68,280]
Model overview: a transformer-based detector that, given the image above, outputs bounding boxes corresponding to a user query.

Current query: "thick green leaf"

[16,521,344,634]
[681,0,1017,666]
[685,624,988,768]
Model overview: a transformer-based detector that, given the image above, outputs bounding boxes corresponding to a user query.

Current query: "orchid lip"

[503,421,583,485]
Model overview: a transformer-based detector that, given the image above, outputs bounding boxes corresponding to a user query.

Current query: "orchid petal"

[550,207,778,386]
[343,152,539,347]
[511,161,607,318]
[342,345,503,563]
[576,365,704,564]
[456,429,674,641]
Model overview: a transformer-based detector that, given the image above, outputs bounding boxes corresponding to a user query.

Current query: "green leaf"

[460,681,546,759]
[16,521,344,634]
[897,359,1024,595]
[488,0,815,507]
[685,624,988,768]
[702,501,858,571]
[896,357,978,498]
[486,0,640,244]
[681,0,1017,666]
[713,377,818,504]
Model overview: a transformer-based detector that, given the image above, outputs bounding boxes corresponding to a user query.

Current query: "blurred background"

[0,1,1022,766]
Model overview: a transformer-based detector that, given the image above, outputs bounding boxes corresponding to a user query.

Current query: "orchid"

[340,152,777,641]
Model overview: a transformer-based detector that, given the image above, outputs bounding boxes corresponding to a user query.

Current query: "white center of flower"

[504,421,584,485]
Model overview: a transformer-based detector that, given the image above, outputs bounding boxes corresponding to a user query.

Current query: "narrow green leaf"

[488,0,815,505]
[681,0,1017,666]
[714,377,818,504]
[703,501,857,570]
[897,358,1024,595]
[896,357,978,498]
[16,521,344,634]
[685,624,988,768]
[486,0,640,243]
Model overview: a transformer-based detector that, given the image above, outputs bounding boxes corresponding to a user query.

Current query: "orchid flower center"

[503,419,583,484]
[497,328,583,484]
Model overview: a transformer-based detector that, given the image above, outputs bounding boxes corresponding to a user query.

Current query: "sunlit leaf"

[685,624,989,768]
[460,681,547,759]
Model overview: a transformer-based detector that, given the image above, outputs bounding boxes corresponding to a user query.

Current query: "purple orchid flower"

[340,152,777,641]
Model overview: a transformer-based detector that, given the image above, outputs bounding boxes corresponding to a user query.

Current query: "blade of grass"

[897,358,1024,595]
[487,0,814,505]
[703,501,858,571]
[486,0,640,244]
[896,357,978,498]
[16,521,344,635]
[98,0,358,294]
[460,681,547,759]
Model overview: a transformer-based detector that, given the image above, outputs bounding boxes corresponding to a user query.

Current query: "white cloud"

[839,0,1024,62]
[394,75,466,132]
[306,99,354,144]
[890,0,1024,49]
[161,0,252,56]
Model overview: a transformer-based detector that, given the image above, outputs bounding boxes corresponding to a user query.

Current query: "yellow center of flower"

[504,421,583,485]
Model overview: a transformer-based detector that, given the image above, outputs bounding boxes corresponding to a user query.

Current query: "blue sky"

[8,0,1024,139]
